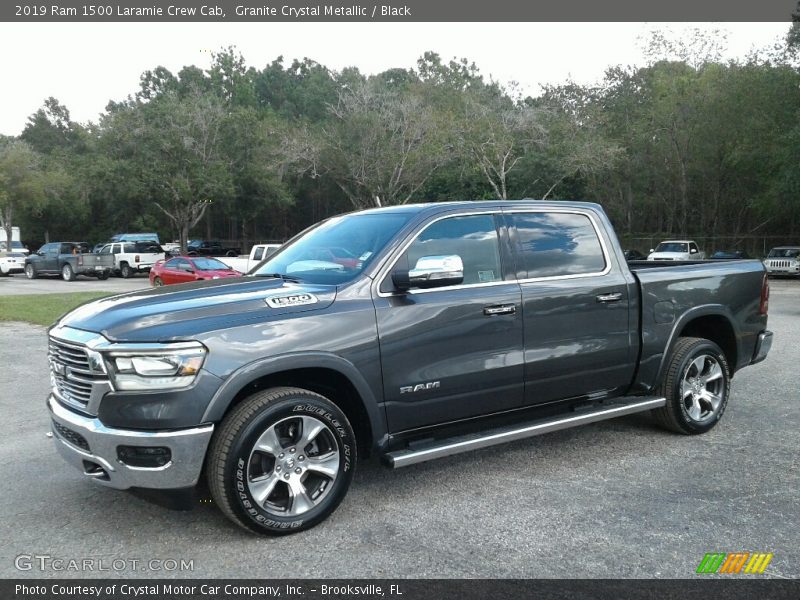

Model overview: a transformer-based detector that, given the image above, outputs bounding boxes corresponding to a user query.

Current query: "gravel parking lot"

[0,280,797,579]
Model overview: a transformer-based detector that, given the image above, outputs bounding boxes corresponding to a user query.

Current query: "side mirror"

[392,255,464,291]
[649,248,654,253]
[690,248,698,254]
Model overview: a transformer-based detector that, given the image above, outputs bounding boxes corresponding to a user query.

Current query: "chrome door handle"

[484,304,516,316]
[596,292,623,303]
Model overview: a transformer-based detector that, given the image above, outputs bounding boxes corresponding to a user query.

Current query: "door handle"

[484,304,516,316]
[596,292,623,303]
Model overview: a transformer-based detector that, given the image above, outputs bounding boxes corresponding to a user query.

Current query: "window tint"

[252,247,264,261]
[134,241,163,253]
[509,212,606,278]
[406,214,502,286]
[164,258,182,269]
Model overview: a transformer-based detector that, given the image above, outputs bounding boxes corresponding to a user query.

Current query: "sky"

[0,22,790,135]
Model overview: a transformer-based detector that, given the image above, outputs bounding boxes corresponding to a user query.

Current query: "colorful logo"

[697,552,773,574]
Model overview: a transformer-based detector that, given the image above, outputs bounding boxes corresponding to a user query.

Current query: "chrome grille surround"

[48,327,112,416]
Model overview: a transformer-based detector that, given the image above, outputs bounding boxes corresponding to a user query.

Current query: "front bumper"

[751,330,773,365]
[47,394,213,490]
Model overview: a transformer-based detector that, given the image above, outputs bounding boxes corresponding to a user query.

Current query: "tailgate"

[81,254,114,267]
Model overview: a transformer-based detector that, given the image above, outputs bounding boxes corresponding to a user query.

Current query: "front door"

[374,212,524,433]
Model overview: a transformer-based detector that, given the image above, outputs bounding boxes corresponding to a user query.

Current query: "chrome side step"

[384,396,666,468]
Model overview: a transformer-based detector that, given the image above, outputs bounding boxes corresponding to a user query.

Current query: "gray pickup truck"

[25,242,114,281]
[46,201,772,535]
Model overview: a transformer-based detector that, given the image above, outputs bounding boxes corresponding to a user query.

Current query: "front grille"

[52,420,90,452]
[48,337,103,411]
[768,260,796,269]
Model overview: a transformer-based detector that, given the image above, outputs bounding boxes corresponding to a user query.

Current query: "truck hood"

[57,277,336,342]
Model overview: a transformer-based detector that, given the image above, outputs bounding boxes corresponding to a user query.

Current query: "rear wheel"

[207,387,356,535]
[25,264,37,280]
[120,263,133,278]
[653,337,730,434]
[61,264,75,282]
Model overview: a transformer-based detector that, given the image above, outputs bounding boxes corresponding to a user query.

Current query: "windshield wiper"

[257,272,304,283]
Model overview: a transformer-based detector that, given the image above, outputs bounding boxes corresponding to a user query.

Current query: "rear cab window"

[507,211,607,279]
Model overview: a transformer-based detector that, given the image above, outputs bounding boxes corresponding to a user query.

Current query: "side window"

[406,214,502,286]
[100,245,112,254]
[164,258,180,270]
[252,247,264,261]
[509,212,606,278]
[123,243,136,253]
[690,242,699,254]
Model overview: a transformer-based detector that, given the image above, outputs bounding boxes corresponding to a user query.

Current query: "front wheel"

[653,336,730,434]
[152,276,164,287]
[61,264,75,282]
[207,387,356,535]
[25,264,37,280]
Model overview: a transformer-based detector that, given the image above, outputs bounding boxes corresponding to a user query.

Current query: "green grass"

[0,292,115,327]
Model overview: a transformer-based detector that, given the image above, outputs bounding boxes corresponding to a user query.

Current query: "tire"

[226,250,237,257]
[25,264,37,280]
[97,271,109,280]
[61,264,75,282]
[207,387,356,535]
[120,263,133,278]
[153,276,164,287]
[652,336,730,435]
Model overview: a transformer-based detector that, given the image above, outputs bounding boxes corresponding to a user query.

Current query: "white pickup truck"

[647,240,705,261]
[218,243,281,274]
[99,241,166,278]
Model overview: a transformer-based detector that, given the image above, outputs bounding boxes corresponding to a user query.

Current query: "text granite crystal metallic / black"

[45,200,772,534]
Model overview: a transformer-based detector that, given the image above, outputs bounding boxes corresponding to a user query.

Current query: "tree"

[323,76,452,208]
[0,140,52,248]
[119,91,236,252]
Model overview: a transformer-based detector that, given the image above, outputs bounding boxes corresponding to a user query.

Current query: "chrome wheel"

[681,354,725,423]
[247,415,340,517]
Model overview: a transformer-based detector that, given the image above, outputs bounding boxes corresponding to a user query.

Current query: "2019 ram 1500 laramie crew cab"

[46,201,772,534]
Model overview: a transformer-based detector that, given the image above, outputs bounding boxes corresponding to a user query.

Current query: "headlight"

[103,344,206,391]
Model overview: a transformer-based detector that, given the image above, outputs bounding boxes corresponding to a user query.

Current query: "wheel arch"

[203,353,387,457]
[656,305,740,386]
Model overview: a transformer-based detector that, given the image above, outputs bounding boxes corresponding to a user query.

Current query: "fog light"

[117,446,172,468]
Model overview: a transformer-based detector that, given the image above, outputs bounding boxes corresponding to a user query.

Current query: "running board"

[384,396,666,468]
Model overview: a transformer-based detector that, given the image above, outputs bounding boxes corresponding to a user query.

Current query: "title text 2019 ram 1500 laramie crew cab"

[46,201,772,535]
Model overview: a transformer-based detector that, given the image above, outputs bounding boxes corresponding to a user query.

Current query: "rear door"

[374,211,524,432]
[505,209,636,405]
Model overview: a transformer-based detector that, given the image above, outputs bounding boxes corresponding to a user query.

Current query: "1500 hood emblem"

[265,293,319,308]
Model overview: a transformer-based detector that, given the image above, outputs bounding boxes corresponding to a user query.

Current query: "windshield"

[192,257,230,270]
[253,212,413,284]
[767,248,800,258]
[655,242,689,253]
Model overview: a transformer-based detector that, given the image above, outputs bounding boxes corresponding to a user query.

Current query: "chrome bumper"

[47,395,213,490]
[751,331,773,365]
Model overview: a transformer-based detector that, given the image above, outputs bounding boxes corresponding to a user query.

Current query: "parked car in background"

[218,243,282,273]
[1,227,29,254]
[110,232,160,243]
[647,240,705,261]
[763,246,800,277]
[623,249,647,261]
[187,240,242,257]
[0,251,26,276]
[710,250,751,260]
[149,256,242,286]
[99,241,166,278]
[24,242,114,281]
[162,241,181,256]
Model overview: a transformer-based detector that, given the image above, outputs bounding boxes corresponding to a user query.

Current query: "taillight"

[759,274,769,315]
[135,255,140,263]
[77,255,83,266]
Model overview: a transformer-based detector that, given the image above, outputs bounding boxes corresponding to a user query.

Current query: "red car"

[149,256,242,287]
